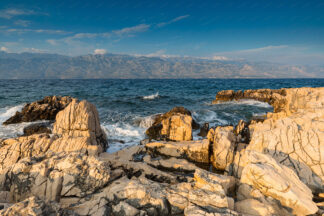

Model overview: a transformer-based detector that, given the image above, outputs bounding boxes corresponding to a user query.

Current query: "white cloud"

[157,15,190,27]
[3,28,70,35]
[46,39,57,45]
[94,49,107,55]
[211,56,229,61]
[14,19,31,27]
[233,45,289,53]
[49,24,151,45]
[23,47,47,53]
[0,8,36,19]
[113,24,150,35]
[0,46,8,52]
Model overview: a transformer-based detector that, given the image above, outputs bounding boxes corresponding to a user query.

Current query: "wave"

[218,99,272,108]
[143,92,159,100]
[102,122,145,153]
[0,104,24,123]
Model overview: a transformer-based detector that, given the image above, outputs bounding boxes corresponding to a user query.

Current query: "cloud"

[94,49,107,55]
[2,28,70,35]
[0,46,8,52]
[157,15,190,27]
[0,8,36,19]
[23,47,47,53]
[48,24,150,45]
[233,45,289,53]
[113,24,150,35]
[211,56,230,61]
[46,39,57,45]
[14,20,31,27]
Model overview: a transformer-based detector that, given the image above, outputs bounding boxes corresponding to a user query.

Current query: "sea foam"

[143,92,159,100]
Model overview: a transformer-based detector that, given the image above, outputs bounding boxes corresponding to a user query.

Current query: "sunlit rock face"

[53,99,108,152]
[215,87,324,192]
[239,151,318,215]
[146,106,199,141]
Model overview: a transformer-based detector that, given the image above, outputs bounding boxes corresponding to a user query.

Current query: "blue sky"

[0,0,323,65]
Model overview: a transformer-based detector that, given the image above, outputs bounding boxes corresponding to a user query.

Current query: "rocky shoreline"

[0,87,323,215]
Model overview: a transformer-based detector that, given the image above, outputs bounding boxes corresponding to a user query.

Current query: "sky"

[0,0,323,65]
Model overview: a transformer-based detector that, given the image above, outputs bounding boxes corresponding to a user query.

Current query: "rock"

[145,139,210,164]
[100,145,179,184]
[239,150,318,215]
[1,152,111,203]
[112,201,140,216]
[213,87,324,117]
[0,192,10,203]
[233,120,249,143]
[214,87,324,192]
[106,176,170,215]
[53,99,108,151]
[22,122,52,136]
[245,109,324,192]
[234,199,274,216]
[166,180,233,214]
[3,96,73,125]
[193,169,236,196]
[0,196,77,216]
[145,107,199,141]
[143,155,199,173]
[184,204,239,216]
[198,122,209,137]
[210,126,236,170]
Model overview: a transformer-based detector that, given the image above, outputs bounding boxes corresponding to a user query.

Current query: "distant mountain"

[0,51,323,79]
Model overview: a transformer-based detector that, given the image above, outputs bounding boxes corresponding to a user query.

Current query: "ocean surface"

[1,79,324,152]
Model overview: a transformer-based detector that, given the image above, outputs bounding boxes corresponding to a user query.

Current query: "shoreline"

[0,87,323,215]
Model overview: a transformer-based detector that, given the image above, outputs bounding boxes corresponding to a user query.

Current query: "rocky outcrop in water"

[3,96,73,125]
[0,88,324,216]
[145,107,199,141]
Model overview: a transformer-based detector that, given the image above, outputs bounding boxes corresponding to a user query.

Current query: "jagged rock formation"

[213,87,324,193]
[145,107,199,141]
[0,89,323,216]
[0,99,108,174]
[3,96,73,125]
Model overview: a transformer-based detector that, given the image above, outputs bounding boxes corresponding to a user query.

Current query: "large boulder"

[53,99,108,151]
[238,151,318,215]
[208,126,236,170]
[3,96,73,125]
[146,107,199,141]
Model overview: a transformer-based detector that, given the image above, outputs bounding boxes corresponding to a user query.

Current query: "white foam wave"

[102,122,145,153]
[0,104,24,123]
[227,99,272,108]
[143,92,159,100]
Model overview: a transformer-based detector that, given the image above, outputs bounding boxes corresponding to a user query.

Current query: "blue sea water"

[1,79,324,152]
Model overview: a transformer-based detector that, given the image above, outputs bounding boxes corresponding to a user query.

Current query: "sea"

[1,79,324,153]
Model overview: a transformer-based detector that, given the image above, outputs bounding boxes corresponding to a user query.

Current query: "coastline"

[0,86,323,215]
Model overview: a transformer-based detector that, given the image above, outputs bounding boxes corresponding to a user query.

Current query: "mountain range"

[0,51,323,79]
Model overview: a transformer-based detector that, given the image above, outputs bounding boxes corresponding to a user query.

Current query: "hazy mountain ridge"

[0,51,323,79]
